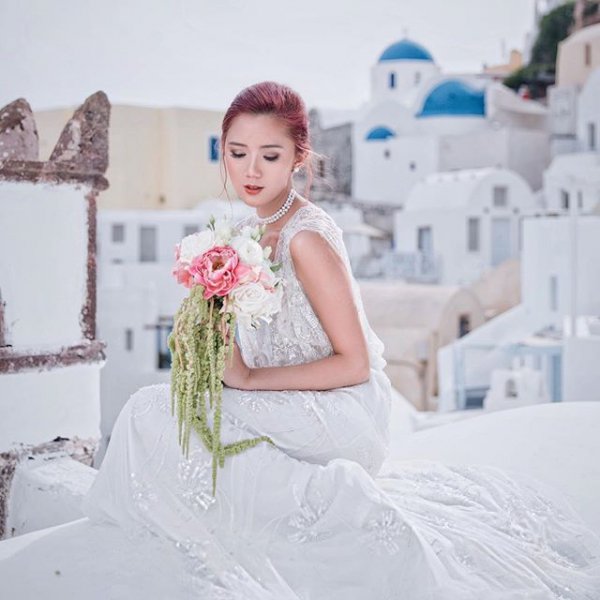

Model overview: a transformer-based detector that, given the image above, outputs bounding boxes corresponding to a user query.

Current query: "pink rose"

[233,263,275,289]
[172,263,193,289]
[190,246,241,299]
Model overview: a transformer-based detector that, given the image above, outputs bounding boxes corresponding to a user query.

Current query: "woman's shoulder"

[284,202,346,262]
[284,201,342,239]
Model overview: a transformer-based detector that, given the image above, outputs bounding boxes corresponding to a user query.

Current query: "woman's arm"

[227,229,371,391]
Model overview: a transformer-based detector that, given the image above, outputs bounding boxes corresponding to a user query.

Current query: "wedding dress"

[81,201,600,600]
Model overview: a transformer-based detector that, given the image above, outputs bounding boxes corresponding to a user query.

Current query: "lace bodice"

[234,202,386,371]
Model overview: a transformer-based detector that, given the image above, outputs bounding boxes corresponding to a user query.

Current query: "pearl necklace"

[255,188,297,225]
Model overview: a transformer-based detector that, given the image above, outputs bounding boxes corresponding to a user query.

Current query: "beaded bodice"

[234,202,386,371]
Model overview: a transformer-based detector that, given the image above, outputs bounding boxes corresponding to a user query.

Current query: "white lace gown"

[81,202,600,600]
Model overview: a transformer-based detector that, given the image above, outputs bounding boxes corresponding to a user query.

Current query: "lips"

[244,185,263,191]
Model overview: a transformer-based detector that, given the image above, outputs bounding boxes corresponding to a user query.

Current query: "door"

[491,217,511,267]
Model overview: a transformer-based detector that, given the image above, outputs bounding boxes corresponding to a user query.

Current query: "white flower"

[230,236,265,266]
[229,282,283,328]
[239,225,255,238]
[178,230,215,263]
[213,218,233,245]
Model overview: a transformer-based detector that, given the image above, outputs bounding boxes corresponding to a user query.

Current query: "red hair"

[219,81,314,199]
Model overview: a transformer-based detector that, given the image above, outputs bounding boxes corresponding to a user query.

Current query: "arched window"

[389,72,396,89]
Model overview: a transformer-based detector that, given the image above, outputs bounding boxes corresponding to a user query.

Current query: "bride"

[82,81,600,599]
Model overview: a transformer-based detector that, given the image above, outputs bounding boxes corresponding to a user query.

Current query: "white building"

[349,38,549,203]
[542,152,600,214]
[437,213,600,412]
[578,67,600,151]
[390,167,539,286]
[549,22,600,156]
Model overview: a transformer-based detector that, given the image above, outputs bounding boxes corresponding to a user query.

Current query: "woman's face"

[223,113,299,213]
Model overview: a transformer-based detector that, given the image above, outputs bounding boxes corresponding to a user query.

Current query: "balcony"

[380,250,442,283]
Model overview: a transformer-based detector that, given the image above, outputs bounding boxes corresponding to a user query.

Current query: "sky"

[1,0,537,114]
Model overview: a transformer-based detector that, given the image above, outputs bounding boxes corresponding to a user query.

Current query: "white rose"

[240,225,255,238]
[230,236,265,266]
[230,282,282,328]
[179,229,215,263]
[214,219,233,245]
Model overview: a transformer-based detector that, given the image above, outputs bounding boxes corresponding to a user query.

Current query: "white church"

[350,38,549,204]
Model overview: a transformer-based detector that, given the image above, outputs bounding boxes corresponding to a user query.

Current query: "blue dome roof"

[417,79,486,118]
[378,39,433,62]
[365,126,396,141]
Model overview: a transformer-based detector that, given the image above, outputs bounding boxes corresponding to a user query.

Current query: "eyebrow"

[227,142,284,149]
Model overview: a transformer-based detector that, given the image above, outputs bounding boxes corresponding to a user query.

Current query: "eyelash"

[229,152,279,162]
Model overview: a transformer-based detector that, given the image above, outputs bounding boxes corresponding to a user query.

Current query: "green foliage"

[504,2,575,97]
[168,286,274,496]
[531,2,575,65]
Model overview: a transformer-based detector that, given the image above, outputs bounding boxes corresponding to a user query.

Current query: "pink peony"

[189,246,241,299]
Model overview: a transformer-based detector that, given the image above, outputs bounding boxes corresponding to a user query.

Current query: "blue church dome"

[417,79,486,118]
[378,39,434,62]
[365,126,396,141]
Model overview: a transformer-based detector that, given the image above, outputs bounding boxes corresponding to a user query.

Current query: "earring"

[292,165,300,173]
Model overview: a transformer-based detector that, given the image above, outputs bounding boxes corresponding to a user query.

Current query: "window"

[209,135,220,162]
[409,161,416,171]
[125,328,134,351]
[384,149,391,159]
[549,275,558,312]
[585,43,591,67]
[458,314,471,337]
[417,226,432,255]
[414,72,421,85]
[467,217,480,252]
[505,378,517,398]
[493,185,508,207]
[560,190,569,211]
[318,158,326,178]
[588,122,596,151]
[157,320,173,369]
[112,223,125,243]
[183,224,199,237]
[389,72,396,89]
[139,226,157,262]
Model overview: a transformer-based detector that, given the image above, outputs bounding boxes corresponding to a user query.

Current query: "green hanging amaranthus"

[167,286,275,497]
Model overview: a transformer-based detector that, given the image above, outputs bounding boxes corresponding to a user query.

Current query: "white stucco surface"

[1,401,599,598]
[0,181,89,348]
[0,363,102,448]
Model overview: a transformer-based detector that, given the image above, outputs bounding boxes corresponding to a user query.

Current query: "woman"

[82,81,600,599]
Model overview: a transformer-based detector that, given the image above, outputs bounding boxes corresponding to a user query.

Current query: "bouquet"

[167,215,283,496]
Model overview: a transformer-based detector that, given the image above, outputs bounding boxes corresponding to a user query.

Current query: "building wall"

[577,68,600,151]
[543,153,600,214]
[354,133,439,204]
[394,170,536,286]
[521,215,600,328]
[36,105,228,211]
[370,60,441,99]
[0,182,88,347]
[556,23,600,87]
[0,364,101,448]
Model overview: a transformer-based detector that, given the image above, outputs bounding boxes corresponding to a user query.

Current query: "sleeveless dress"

[81,201,600,599]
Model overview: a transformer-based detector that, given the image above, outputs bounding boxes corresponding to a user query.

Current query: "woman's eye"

[228,152,279,162]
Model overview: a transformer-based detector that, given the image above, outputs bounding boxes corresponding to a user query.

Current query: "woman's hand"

[222,342,252,390]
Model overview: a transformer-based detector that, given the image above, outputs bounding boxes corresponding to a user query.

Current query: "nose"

[245,154,261,179]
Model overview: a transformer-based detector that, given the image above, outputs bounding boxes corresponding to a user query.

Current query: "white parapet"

[5,454,96,538]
